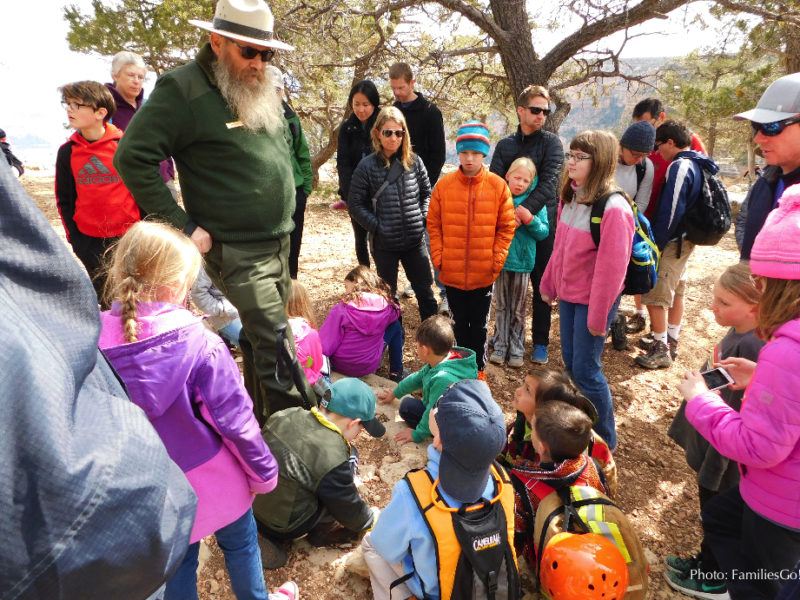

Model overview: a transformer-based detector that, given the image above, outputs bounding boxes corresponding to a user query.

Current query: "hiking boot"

[437,296,451,317]
[635,340,673,369]
[489,350,505,365]
[269,581,300,600]
[401,285,415,298]
[665,553,702,576]
[306,522,361,547]
[664,569,730,599]
[329,199,347,210]
[611,314,628,350]
[626,313,647,333]
[507,355,524,368]
[530,344,549,364]
[638,334,678,359]
[258,535,288,570]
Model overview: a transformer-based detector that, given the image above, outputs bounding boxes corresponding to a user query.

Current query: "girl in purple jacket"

[320,266,404,380]
[99,222,298,600]
[540,130,635,451]
[675,184,800,599]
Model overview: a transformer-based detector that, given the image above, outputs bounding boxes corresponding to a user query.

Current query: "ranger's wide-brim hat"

[189,0,294,51]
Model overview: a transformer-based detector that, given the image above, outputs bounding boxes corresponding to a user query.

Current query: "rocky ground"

[22,173,748,599]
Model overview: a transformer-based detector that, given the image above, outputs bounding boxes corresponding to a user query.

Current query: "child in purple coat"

[320,266,405,381]
[99,221,297,600]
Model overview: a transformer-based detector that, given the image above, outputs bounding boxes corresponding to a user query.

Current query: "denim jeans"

[165,509,268,600]
[218,318,243,348]
[558,299,619,450]
[383,319,404,375]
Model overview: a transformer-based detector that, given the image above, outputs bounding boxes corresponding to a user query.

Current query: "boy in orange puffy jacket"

[427,122,515,371]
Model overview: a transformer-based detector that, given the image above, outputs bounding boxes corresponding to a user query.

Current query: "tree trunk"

[706,120,718,158]
[785,24,800,73]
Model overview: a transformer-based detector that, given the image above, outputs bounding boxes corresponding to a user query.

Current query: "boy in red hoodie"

[55,81,141,303]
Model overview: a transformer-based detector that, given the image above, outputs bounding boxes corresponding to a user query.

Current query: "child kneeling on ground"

[253,378,384,569]
[378,315,478,444]
[363,379,521,600]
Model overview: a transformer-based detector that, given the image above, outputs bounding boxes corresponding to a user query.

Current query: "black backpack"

[682,159,732,246]
[590,192,660,295]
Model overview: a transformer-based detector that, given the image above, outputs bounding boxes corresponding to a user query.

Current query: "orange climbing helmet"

[539,532,629,600]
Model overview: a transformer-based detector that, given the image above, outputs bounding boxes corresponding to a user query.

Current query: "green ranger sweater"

[393,347,478,442]
[114,43,295,242]
[252,407,372,535]
[282,101,313,194]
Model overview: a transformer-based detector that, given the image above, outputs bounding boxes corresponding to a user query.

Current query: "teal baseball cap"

[320,378,385,438]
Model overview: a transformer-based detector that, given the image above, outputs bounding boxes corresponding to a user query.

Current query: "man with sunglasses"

[735,72,800,260]
[490,85,565,365]
[116,0,313,424]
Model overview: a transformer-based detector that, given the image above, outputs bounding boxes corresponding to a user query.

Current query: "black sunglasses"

[526,106,551,116]
[751,116,800,137]
[231,40,275,62]
[381,129,405,138]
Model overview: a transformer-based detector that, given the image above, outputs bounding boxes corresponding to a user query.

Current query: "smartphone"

[700,367,734,391]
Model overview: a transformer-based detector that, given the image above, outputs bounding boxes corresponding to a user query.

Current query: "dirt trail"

[22,174,747,599]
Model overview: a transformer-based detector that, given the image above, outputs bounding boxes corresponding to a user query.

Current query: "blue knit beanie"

[620,121,656,153]
[456,122,491,156]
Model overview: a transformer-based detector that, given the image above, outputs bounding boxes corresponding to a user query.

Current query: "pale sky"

[1,0,731,169]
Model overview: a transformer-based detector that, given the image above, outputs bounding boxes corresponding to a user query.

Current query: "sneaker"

[401,285,415,298]
[611,314,628,351]
[258,535,288,570]
[508,355,524,368]
[437,296,451,317]
[665,553,702,576]
[635,339,673,369]
[329,199,347,210]
[270,581,300,600]
[664,569,730,599]
[489,350,505,365]
[389,368,409,383]
[626,313,647,333]
[530,344,549,364]
[477,370,487,382]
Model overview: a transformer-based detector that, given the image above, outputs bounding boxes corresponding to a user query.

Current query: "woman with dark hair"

[335,80,381,267]
[349,107,437,321]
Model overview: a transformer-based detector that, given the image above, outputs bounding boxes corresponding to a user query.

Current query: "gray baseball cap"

[735,72,800,123]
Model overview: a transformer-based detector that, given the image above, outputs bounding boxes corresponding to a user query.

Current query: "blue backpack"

[590,192,660,295]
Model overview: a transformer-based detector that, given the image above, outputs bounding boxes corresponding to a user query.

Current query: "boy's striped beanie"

[456,122,490,156]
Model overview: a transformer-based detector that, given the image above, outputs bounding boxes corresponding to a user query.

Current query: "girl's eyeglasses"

[381,129,405,139]
[565,151,591,162]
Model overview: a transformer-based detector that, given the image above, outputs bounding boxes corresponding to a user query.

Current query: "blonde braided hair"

[104,221,201,343]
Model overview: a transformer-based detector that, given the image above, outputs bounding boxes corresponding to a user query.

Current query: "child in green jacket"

[490,157,549,367]
[379,315,478,443]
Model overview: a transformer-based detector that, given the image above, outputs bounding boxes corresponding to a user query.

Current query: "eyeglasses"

[751,116,800,137]
[61,101,90,112]
[565,151,592,162]
[381,129,405,138]
[526,106,551,116]
[231,40,275,62]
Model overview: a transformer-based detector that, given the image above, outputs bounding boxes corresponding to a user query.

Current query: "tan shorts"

[642,239,695,308]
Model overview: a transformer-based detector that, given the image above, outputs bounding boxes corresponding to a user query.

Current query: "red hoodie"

[55,123,140,240]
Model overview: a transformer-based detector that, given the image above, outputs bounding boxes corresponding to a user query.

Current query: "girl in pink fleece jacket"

[540,130,634,450]
[676,184,800,599]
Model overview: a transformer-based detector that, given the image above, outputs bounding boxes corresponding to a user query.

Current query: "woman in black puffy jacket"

[336,80,380,267]
[348,107,437,321]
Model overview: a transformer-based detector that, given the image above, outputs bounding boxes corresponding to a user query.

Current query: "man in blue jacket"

[735,72,800,260]
[637,120,720,370]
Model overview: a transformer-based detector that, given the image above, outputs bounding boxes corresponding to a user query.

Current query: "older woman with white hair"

[106,51,177,196]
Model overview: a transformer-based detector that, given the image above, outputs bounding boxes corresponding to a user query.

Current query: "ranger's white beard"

[214,57,283,134]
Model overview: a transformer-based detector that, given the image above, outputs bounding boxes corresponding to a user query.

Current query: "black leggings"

[351,216,370,267]
[371,240,437,321]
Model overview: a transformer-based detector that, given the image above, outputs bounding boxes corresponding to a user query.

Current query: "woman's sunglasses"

[231,40,276,62]
[381,129,405,138]
[751,116,800,137]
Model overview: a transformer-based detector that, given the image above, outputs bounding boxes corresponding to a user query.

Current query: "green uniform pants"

[205,236,310,423]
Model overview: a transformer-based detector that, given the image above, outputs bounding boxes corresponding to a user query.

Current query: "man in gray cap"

[115,0,310,422]
[735,72,800,260]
